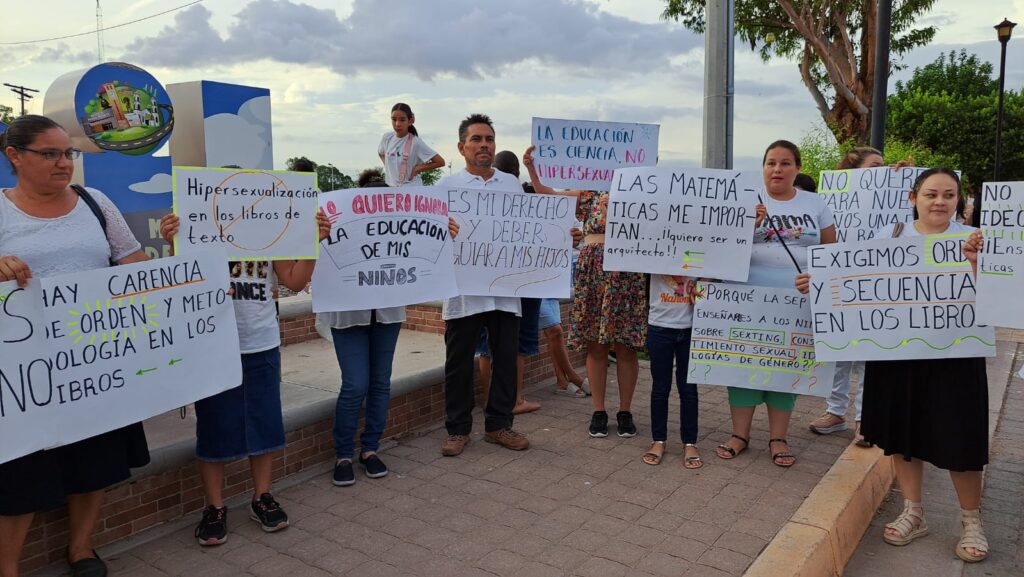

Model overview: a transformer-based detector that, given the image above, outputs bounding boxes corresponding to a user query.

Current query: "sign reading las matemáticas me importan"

[0,251,241,464]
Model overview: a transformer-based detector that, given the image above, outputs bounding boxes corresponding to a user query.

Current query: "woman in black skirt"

[0,116,151,577]
[860,168,989,563]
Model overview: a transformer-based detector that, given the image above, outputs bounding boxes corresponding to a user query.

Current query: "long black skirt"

[860,357,988,472]
[0,423,150,516]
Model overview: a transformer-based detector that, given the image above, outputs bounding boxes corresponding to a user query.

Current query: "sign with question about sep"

[0,251,241,464]
[602,167,760,281]
[688,282,834,396]
[172,166,320,261]
[311,186,458,312]
[808,235,997,362]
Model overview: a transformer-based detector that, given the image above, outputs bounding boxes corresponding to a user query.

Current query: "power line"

[1,0,204,46]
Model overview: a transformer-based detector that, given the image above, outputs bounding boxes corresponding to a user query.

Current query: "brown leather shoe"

[441,434,470,456]
[484,428,530,451]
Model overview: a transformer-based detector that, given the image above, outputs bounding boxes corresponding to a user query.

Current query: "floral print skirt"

[568,244,648,350]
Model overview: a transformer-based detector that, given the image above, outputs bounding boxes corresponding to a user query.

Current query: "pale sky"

[4,0,1023,176]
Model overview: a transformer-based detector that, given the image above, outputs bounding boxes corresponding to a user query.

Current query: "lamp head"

[996,18,1017,43]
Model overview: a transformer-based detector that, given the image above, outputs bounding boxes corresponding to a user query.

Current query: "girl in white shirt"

[377,103,445,187]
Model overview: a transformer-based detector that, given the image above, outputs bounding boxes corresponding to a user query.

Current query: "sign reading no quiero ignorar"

[688,282,834,397]
[311,187,457,312]
[0,251,242,464]
[818,167,929,243]
[172,167,320,260]
[977,181,1024,328]
[602,168,760,281]
[530,118,659,191]
[808,236,996,362]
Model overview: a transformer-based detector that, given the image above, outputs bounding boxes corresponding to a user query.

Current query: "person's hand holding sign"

[0,255,32,287]
[795,272,811,295]
[159,213,180,248]
[963,229,983,276]
[317,209,331,241]
[755,203,767,228]
[449,217,460,239]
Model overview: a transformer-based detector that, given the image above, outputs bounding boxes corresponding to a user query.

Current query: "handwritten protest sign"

[0,251,241,464]
[977,181,1024,328]
[602,168,760,281]
[818,167,929,242]
[530,118,659,191]
[447,188,575,298]
[173,166,319,260]
[688,282,834,396]
[808,236,996,362]
[311,187,457,312]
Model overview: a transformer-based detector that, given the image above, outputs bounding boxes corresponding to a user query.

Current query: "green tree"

[798,123,956,184]
[662,0,937,144]
[0,104,14,124]
[887,50,1024,188]
[420,167,443,186]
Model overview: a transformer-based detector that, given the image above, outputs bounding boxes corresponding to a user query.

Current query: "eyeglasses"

[14,146,82,162]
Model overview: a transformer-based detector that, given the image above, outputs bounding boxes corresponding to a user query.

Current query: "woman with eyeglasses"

[0,115,150,577]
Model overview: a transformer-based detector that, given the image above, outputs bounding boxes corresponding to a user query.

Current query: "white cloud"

[128,172,172,194]
[204,95,274,169]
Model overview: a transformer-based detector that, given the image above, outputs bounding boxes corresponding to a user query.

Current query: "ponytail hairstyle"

[2,114,65,174]
[909,167,961,220]
[392,102,418,137]
[762,139,802,168]
[837,146,883,170]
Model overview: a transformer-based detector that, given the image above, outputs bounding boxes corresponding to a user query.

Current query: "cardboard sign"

[311,187,458,312]
[0,251,242,464]
[977,181,1024,328]
[689,282,834,396]
[818,167,929,242]
[603,168,760,280]
[808,236,996,361]
[447,188,575,298]
[530,117,659,191]
[172,167,319,260]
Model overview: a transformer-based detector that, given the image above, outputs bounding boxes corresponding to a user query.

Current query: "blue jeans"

[647,326,698,444]
[331,322,402,460]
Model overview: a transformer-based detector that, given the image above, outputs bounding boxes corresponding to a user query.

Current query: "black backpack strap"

[72,184,108,234]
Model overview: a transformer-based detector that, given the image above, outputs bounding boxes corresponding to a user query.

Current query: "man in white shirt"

[437,114,530,456]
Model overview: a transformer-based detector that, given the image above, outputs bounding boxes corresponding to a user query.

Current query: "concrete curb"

[745,443,894,577]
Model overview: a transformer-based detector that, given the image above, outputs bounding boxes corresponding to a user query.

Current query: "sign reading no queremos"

[0,251,241,464]
[172,166,320,260]
[530,117,659,191]
[447,188,575,298]
[311,187,457,312]
[808,236,996,361]
[602,167,760,281]
[977,181,1024,328]
[689,282,834,397]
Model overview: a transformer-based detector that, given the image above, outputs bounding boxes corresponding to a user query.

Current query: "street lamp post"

[994,18,1017,181]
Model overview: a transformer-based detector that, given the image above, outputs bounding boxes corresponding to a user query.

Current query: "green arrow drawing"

[684,250,705,256]
[136,368,157,376]
[683,256,704,262]
[168,358,183,366]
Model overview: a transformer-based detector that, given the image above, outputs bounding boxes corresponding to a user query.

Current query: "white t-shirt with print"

[0,187,141,277]
[438,169,523,321]
[749,190,835,288]
[378,133,439,187]
[648,274,696,329]
[229,260,280,354]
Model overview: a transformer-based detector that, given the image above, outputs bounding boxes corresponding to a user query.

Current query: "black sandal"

[715,434,749,459]
[770,438,796,467]
[68,549,107,577]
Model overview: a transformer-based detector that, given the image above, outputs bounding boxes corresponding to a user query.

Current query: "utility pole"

[869,0,892,150]
[702,0,734,169]
[4,84,39,116]
[96,1,106,63]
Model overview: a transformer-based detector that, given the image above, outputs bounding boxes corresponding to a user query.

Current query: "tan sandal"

[955,509,988,562]
[683,443,703,470]
[642,441,665,466]
[883,499,928,546]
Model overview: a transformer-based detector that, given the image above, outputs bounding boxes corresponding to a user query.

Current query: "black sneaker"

[195,505,227,546]
[616,411,637,438]
[250,493,289,532]
[589,411,609,438]
[333,459,355,486]
[359,453,389,478]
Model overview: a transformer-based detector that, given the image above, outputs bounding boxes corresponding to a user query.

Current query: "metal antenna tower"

[96,0,105,62]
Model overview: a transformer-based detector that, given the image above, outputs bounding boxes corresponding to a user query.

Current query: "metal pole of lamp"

[994,18,1017,181]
